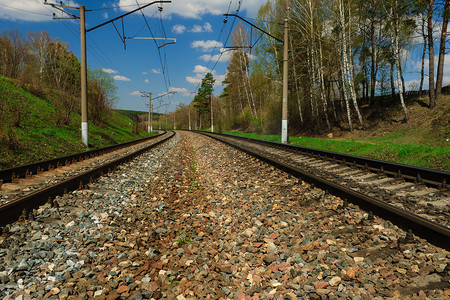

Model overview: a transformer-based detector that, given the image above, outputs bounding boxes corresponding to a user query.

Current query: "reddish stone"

[151,262,163,269]
[302,244,314,251]
[253,275,262,284]
[277,262,290,271]
[418,290,427,299]
[315,281,329,289]
[268,233,279,239]
[237,292,247,300]
[379,268,389,277]
[207,249,218,255]
[346,268,356,279]
[117,285,130,294]
[150,281,158,292]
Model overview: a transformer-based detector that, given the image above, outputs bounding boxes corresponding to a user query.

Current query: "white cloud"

[186,76,202,84]
[130,91,141,96]
[190,22,213,33]
[198,48,231,62]
[152,69,161,74]
[144,79,150,83]
[103,68,118,74]
[0,0,78,22]
[114,75,131,81]
[191,40,223,52]
[169,87,190,96]
[142,71,148,75]
[191,25,203,33]
[202,22,212,32]
[172,24,186,34]
[118,0,264,19]
[193,65,211,74]
[186,65,224,86]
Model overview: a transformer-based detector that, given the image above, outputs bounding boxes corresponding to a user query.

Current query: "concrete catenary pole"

[210,91,214,132]
[189,108,191,130]
[148,93,152,134]
[80,5,88,147]
[281,18,289,144]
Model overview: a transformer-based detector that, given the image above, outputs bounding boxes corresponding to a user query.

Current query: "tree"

[27,31,51,83]
[387,0,409,122]
[436,0,450,99]
[193,72,215,128]
[428,0,436,108]
[88,68,117,124]
[0,29,29,79]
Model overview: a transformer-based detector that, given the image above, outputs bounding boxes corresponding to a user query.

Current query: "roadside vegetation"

[0,29,154,169]
[223,96,450,171]
[0,76,149,169]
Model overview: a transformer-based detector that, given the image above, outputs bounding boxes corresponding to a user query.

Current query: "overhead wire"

[89,4,145,11]
[34,0,148,106]
[0,3,52,16]
[134,0,171,94]
[157,7,176,108]
[191,0,235,96]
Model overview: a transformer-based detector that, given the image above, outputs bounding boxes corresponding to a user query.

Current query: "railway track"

[0,131,175,226]
[199,131,450,250]
[0,131,448,299]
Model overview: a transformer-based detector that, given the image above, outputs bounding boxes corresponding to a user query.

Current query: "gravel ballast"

[0,131,449,299]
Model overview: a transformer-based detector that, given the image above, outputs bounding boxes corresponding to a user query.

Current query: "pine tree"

[193,72,215,116]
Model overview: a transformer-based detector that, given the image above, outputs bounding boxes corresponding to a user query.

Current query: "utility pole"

[281,18,288,144]
[80,5,88,146]
[224,13,288,143]
[210,91,214,132]
[44,1,89,146]
[45,0,171,146]
[189,107,191,130]
[140,91,175,132]
[147,93,152,134]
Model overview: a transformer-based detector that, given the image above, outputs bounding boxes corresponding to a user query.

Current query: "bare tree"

[390,0,408,122]
[27,31,51,83]
[428,0,436,108]
[436,0,450,99]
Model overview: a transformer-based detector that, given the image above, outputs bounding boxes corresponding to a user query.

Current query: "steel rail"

[199,131,450,250]
[0,131,166,184]
[0,131,175,227]
[203,132,449,188]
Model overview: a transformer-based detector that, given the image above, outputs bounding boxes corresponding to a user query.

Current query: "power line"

[89,4,146,11]
[0,3,52,16]
[191,0,235,96]
[134,0,172,93]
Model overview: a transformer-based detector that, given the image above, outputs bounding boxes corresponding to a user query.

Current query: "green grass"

[0,76,153,169]
[223,131,450,171]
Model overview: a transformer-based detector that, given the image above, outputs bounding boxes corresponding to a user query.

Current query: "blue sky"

[0,0,266,113]
[0,1,448,113]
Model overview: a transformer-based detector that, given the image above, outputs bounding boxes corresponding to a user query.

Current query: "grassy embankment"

[0,76,151,169]
[224,97,450,171]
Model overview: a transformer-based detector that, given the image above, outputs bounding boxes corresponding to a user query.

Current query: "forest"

[172,0,449,135]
